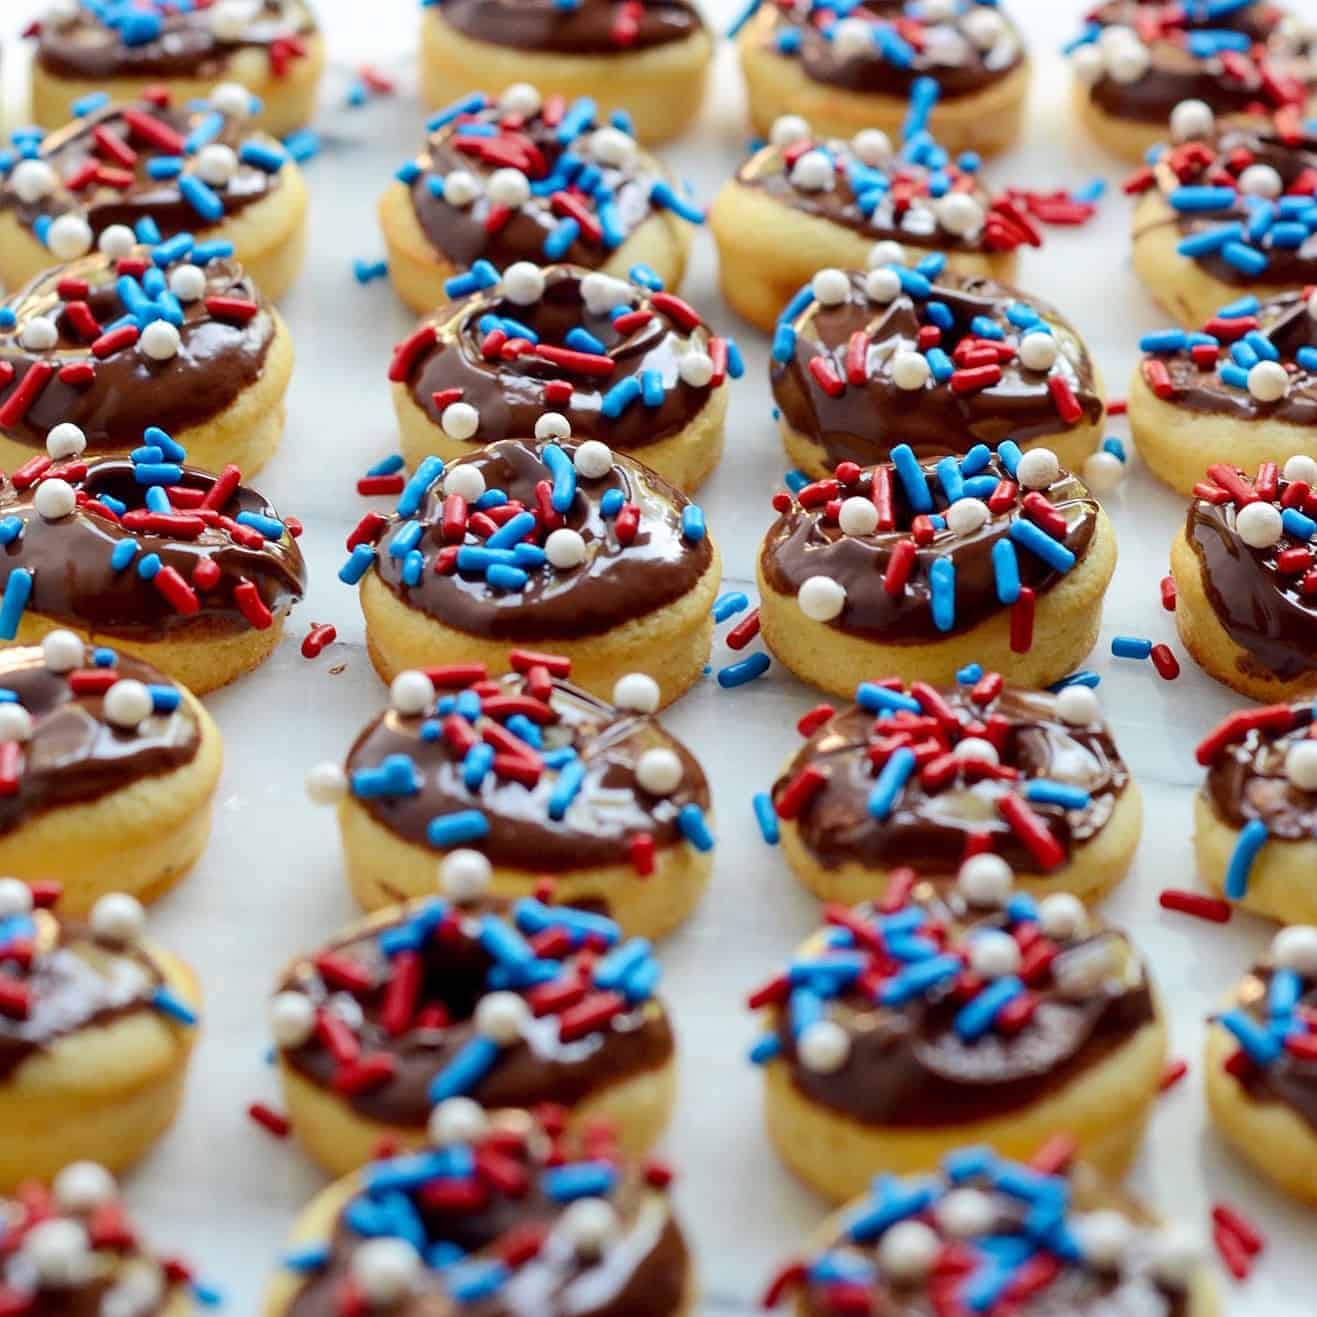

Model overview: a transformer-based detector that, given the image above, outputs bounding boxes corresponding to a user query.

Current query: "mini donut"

[387,262,737,492]
[747,865,1166,1201]
[734,0,1030,157]
[1169,458,1316,700]
[0,432,307,695]
[1067,2,1317,165]
[1129,295,1317,496]
[0,238,292,476]
[0,88,309,303]
[1193,699,1317,924]
[709,120,1025,333]
[763,1147,1219,1316]
[419,1,713,145]
[270,894,676,1175]
[0,1163,197,1312]
[1205,924,1317,1203]
[0,640,221,913]
[756,445,1119,696]
[378,88,701,317]
[0,879,199,1188]
[764,672,1140,907]
[29,0,324,139]
[766,262,1106,481]
[264,1105,694,1317]
[347,436,720,709]
[311,662,714,938]
[1128,116,1317,328]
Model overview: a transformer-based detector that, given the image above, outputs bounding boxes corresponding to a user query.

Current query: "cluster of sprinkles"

[307,659,715,871]
[709,589,772,690]
[762,1139,1201,1314]
[275,1101,675,1312]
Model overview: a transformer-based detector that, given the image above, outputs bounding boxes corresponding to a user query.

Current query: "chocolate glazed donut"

[437,0,704,55]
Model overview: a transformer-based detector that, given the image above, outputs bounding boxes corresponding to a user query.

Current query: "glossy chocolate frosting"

[406,102,681,270]
[372,438,712,641]
[279,900,674,1127]
[1185,476,1316,681]
[401,265,721,453]
[1203,700,1315,837]
[756,0,1025,101]
[0,98,284,243]
[0,457,306,640]
[1228,961,1317,1131]
[759,455,1100,641]
[35,0,315,82]
[0,248,274,453]
[438,0,703,54]
[348,671,710,876]
[776,684,1130,874]
[773,271,1101,470]
[1086,0,1312,125]
[770,885,1156,1125]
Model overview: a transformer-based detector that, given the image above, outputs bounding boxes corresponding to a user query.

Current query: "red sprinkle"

[774,765,828,820]
[247,1102,290,1138]
[356,474,405,496]
[1009,586,1035,653]
[1160,1058,1189,1092]
[1212,1203,1264,1256]
[1160,575,1177,611]
[1159,889,1232,923]
[996,790,1063,869]
[0,363,55,426]
[1150,643,1180,680]
[796,703,835,738]
[629,832,655,877]
[725,608,761,650]
[233,579,273,630]
[1047,373,1083,422]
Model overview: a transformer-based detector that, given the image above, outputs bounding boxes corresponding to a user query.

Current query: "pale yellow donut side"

[29,33,326,139]
[1193,791,1317,926]
[0,687,221,914]
[737,11,1029,157]
[776,775,1143,907]
[1170,528,1317,702]
[359,541,721,710]
[377,181,693,317]
[391,373,729,494]
[337,794,714,940]
[708,179,1019,334]
[0,943,199,1188]
[756,506,1118,698]
[419,8,712,145]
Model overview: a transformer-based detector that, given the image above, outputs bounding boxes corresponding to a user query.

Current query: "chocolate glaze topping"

[760,455,1100,641]
[405,102,682,270]
[1085,0,1313,126]
[754,0,1025,101]
[0,98,285,243]
[768,884,1157,1125]
[348,671,710,876]
[773,271,1101,469]
[1203,700,1316,838]
[279,899,674,1127]
[1185,475,1316,681]
[1227,961,1317,1132]
[372,438,713,641]
[775,684,1130,874]
[400,265,722,454]
[0,645,199,838]
[438,0,704,54]
[34,0,315,82]
[0,457,306,640]
[0,247,275,453]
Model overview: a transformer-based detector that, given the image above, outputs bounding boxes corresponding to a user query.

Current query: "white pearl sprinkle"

[849,128,891,166]
[838,496,879,536]
[487,167,531,208]
[546,527,587,569]
[1070,43,1105,85]
[139,320,181,361]
[34,477,76,520]
[0,878,33,917]
[195,143,238,186]
[1107,40,1151,84]
[1055,683,1100,726]
[1015,446,1060,490]
[499,82,542,117]
[441,401,480,440]
[428,1097,487,1146]
[47,214,92,261]
[47,416,88,455]
[210,81,254,118]
[475,991,528,1044]
[811,268,851,307]
[798,1019,851,1073]
[1283,454,1317,483]
[41,628,83,672]
[1077,1210,1132,1269]
[864,267,902,304]
[90,892,145,945]
[957,853,1014,907]
[789,150,834,192]
[443,463,486,502]
[1038,892,1088,942]
[97,224,137,259]
[1272,925,1317,974]
[963,6,1005,48]
[534,413,572,442]
[954,736,998,765]
[612,672,660,713]
[209,0,254,41]
[269,990,316,1048]
[867,240,907,269]
[305,761,348,805]
[573,439,613,479]
[1247,359,1288,403]
[937,1188,996,1238]
[968,928,1023,979]
[1234,500,1283,548]
[1285,742,1317,792]
[168,263,207,302]
[797,574,846,621]
[945,497,990,535]
[439,848,492,903]
[10,159,56,204]
[580,272,631,316]
[18,317,59,351]
[636,747,683,795]
[501,261,545,306]
[678,351,714,388]
[0,704,32,743]
[1082,449,1125,495]
[770,114,811,147]
[561,1198,618,1257]
[891,350,930,391]
[350,1238,421,1306]
[1149,1225,1202,1289]
[1170,98,1215,142]
[53,1162,117,1214]
[24,1219,91,1288]
[878,1220,941,1281]
[831,16,875,59]
[442,170,480,207]
[590,127,635,168]
[1238,163,1283,198]
[937,192,984,236]
[103,679,153,729]
[390,669,434,715]
[1018,331,1058,372]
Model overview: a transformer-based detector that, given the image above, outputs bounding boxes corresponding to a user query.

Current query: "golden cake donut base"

[761,1012,1167,1203]
[1204,1019,1317,1204]
[377,180,694,317]
[776,775,1143,907]
[262,1166,697,1317]
[391,372,729,494]
[737,13,1029,158]
[708,180,1018,334]
[1070,83,1177,166]
[1193,791,1317,925]
[0,943,199,1189]
[29,33,326,139]
[0,162,309,304]
[358,542,721,710]
[336,795,714,940]
[418,8,712,145]
[1169,528,1316,702]
[1128,368,1316,498]
[755,505,1118,698]
[0,687,221,914]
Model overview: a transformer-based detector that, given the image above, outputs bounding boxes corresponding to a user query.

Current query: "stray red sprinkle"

[1159,889,1232,923]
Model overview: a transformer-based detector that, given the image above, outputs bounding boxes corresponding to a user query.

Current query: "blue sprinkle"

[1009,518,1074,573]
[541,443,577,513]
[856,682,921,715]
[712,592,749,622]
[0,519,21,547]
[398,455,444,517]
[717,653,770,688]
[0,571,32,640]
[890,443,932,513]
[957,663,983,685]
[1047,670,1101,691]
[601,376,642,418]
[152,986,198,1025]
[353,258,389,283]
[1111,635,1153,660]
[992,539,1021,604]
[178,174,224,222]
[428,1035,499,1102]
[543,1161,618,1202]
[1218,1007,1281,1066]
[600,488,625,517]
[136,553,162,581]
[929,557,955,632]
[678,803,714,850]
[1024,780,1091,810]
[681,505,705,543]
[753,792,780,844]
[1225,818,1269,900]
[867,747,916,820]
[1169,185,1238,213]
[338,544,377,585]
[954,976,1023,1041]
[426,810,490,848]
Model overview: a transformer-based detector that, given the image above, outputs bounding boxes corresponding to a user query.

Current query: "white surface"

[2,1,1314,1312]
